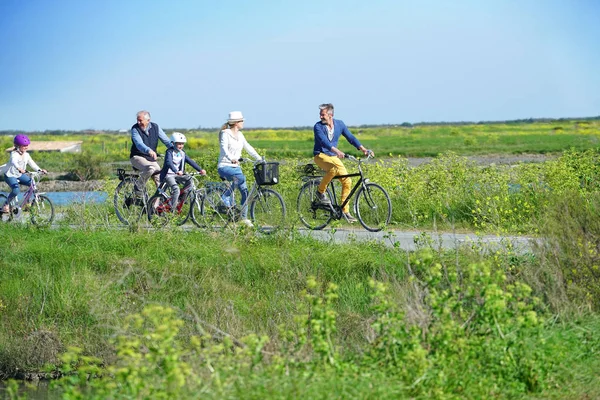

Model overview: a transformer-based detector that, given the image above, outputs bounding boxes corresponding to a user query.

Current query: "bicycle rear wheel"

[0,194,10,222]
[30,195,55,226]
[114,177,145,225]
[297,180,333,230]
[250,188,286,233]
[198,188,235,231]
[355,183,391,232]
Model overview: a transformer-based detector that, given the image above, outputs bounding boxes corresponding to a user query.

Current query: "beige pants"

[314,153,352,213]
[130,156,161,189]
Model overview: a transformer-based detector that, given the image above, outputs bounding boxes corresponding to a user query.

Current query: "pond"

[44,191,108,205]
[0,191,109,206]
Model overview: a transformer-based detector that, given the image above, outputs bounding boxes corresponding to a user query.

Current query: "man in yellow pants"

[313,103,371,223]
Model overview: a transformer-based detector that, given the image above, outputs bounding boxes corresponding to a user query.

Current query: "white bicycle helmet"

[170,132,187,143]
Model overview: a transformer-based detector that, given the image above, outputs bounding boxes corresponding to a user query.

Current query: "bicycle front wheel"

[297,180,333,230]
[30,195,55,226]
[355,183,391,232]
[147,193,173,227]
[250,188,286,233]
[114,177,145,225]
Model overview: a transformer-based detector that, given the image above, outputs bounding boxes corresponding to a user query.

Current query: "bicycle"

[146,172,205,227]
[296,153,392,232]
[113,167,160,225]
[0,171,55,226]
[191,159,286,233]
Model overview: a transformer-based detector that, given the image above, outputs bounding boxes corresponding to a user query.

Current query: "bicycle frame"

[12,172,44,208]
[314,156,369,218]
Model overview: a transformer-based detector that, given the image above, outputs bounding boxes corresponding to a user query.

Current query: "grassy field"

[2,119,599,171]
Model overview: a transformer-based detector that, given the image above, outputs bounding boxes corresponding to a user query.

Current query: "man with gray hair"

[313,103,371,223]
[130,110,172,192]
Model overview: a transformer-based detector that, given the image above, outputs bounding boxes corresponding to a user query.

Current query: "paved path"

[298,228,536,253]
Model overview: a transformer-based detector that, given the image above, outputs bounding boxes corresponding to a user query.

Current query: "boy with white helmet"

[159,132,206,211]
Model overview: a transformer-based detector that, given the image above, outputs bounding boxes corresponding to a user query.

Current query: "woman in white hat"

[217,111,263,227]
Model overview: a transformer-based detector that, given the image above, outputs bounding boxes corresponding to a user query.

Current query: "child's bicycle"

[296,153,391,232]
[146,172,205,227]
[0,171,55,226]
[191,159,286,233]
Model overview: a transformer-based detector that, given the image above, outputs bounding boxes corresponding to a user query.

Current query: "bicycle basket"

[254,162,279,185]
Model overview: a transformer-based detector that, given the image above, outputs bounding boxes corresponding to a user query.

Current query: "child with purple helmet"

[1,135,48,213]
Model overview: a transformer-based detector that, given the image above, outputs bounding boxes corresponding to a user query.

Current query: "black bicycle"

[296,153,391,232]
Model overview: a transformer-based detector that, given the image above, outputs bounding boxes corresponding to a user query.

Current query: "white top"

[166,150,184,176]
[217,129,262,168]
[1,150,42,178]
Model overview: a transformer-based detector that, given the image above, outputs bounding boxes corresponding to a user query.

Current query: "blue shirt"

[313,119,362,156]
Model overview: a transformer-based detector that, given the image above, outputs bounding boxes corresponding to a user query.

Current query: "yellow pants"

[314,153,352,213]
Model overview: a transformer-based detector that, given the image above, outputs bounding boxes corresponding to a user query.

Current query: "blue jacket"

[159,147,203,182]
[313,119,362,156]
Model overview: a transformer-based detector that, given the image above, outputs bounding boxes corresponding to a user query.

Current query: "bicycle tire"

[198,187,235,231]
[0,194,10,222]
[30,195,55,226]
[297,180,333,230]
[250,188,286,234]
[114,177,145,225]
[355,182,391,232]
[147,192,175,227]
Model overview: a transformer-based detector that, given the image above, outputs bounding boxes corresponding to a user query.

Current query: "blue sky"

[1,0,599,131]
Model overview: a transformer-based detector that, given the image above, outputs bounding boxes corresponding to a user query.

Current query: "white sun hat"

[227,111,244,123]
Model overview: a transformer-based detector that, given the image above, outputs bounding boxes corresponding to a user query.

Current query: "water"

[43,191,108,205]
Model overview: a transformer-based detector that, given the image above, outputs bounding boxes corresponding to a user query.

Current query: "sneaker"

[342,212,357,223]
[240,219,254,227]
[315,190,331,205]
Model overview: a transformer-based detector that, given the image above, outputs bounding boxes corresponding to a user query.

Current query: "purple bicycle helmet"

[14,134,31,146]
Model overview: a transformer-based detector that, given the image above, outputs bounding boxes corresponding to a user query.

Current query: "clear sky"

[1,0,599,131]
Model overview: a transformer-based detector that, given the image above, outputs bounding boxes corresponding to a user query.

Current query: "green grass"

[0,221,599,398]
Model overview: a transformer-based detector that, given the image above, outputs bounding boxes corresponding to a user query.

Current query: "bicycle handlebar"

[344,150,374,162]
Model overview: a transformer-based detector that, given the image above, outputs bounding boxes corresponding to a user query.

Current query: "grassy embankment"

[1,184,600,397]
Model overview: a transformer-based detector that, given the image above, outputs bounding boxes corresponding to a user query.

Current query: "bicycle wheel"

[114,177,145,225]
[147,193,172,227]
[0,194,10,222]
[250,188,286,233]
[190,190,205,228]
[30,195,55,226]
[199,188,234,231]
[355,183,391,232]
[297,180,333,230]
[174,191,194,226]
